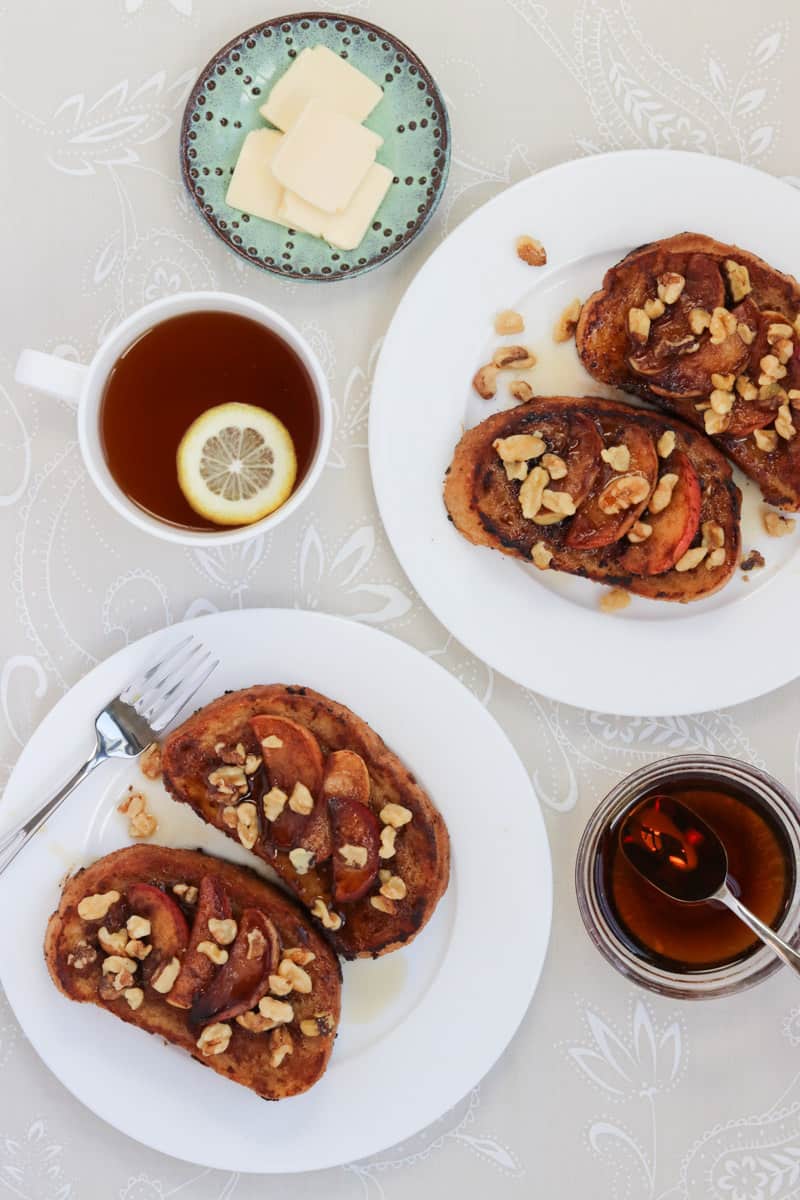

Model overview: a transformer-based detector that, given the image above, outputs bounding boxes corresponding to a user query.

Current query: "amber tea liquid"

[100,311,319,531]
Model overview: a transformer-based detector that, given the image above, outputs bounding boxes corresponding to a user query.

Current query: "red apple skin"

[617,450,702,576]
[325,750,381,904]
[125,882,190,983]
[192,909,280,1025]
[566,425,658,550]
[250,715,332,862]
[167,876,231,1010]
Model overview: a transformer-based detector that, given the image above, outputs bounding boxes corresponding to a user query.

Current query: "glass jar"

[575,754,800,999]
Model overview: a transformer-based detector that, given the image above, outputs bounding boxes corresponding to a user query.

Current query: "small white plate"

[0,609,551,1173]
[369,149,800,715]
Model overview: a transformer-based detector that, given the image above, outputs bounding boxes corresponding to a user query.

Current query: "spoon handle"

[720,888,800,974]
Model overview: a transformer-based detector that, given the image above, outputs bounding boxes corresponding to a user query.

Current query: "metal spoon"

[619,792,800,975]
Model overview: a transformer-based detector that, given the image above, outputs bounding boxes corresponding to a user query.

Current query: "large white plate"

[0,609,551,1173]
[369,149,800,715]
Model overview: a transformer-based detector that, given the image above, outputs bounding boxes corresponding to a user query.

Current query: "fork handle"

[0,750,103,878]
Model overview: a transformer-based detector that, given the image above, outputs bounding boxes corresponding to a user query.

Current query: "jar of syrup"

[575,755,800,999]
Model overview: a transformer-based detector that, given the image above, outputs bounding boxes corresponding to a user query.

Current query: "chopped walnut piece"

[518,465,549,519]
[709,389,734,415]
[759,354,787,385]
[553,298,582,343]
[627,521,652,544]
[139,743,162,780]
[776,338,794,365]
[657,272,686,305]
[197,940,228,965]
[504,460,528,482]
[118,792,158,840]
[288,848,314,875]
[262,786,288,822]
[763,510,796,537]
[767,322,793,344]
[597,474,650,515]
[531,541,554,570]
[278,958,313,994]
[472,364,498,400]
[246,929,266,961]
[269,1026,294,1067]
[709,307,737,344]
[78,891,120,921]
[516,235,546,266]
[711,372,735,392]
[284,947,315,967]
[236,802,258,850]
[126,939,151,961]
[244,754,261,775]
[208,918,237,946]
[97,926,127,955]
[724,260,751,302]
[703,409,731,436]
[370,894,397,915]
[288,782,314,815]
[689,308,711,335]
[706,548,726,569]
[601,444,631,472]
[657,430,676,459]
[258,997,294,1027]
[102,955,138,985]
[753,428,778,452]
[644,297,665,320]
[675,546,709,572]
[311,898,343,930]
[775,404,796,440]
[207,765,248,796]
[339,843,368,868]
[268,973,293,997]
[196,1022,232,1057]
[379,875,407,901]
[495,309,524,335]
[126,914,151,940]
[599,588,630,614]
[736,375,758,402]
[300,1018,322,1037]
[152,956,181,994]
[123,987,144,1011]
[509,379,534,403]
[173,883,198,904]
[701,521,725,549]
[493,344,536,370]
[627,307,651,343]
[261,734,283,749]
[67,942,97,971]
[540,489,576,516]
[493,433,545,462]
[221,805,238,829]
[236,1010,273,1034]
[379,826,397,859]
[737,322,756,345]
[541,452,567,479]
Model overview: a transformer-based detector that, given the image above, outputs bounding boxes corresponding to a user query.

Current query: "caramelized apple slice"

[250,714,332,863]
[125,882,190,983]
[617,451,701,575]
[192,909,280,1024]
[725,305,790,437]
[324,750,380,904]
[565,426,658,550]
[167,876,231,1010]
[558,413,605,510]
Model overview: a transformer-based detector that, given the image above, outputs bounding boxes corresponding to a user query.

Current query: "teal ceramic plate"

[180,12,451,281]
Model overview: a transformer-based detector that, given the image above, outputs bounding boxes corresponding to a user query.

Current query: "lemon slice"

[177,402,297,526]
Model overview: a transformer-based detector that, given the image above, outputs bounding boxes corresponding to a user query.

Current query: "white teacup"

[15,292,332,546]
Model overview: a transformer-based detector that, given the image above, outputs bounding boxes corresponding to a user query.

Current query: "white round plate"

[0,609,551,1173]
[370,149,800,716]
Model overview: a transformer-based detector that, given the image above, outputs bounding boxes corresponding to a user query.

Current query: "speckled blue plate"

[180,12,451,281]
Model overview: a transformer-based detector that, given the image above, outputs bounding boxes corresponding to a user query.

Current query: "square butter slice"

[261,44,383,131]
[322,162,394,250]
[271,100,378,214]
[278,189,329,238]
[225,128,288,225]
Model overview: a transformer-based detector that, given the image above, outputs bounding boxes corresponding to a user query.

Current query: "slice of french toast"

[161,685,450,960]
[576,232,800,509]
[45,845,341,1100]
[444,395,740,601]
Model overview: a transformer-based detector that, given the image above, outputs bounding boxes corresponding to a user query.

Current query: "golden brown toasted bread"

[576,232,800,509]
[45,845,341,1100]
[161,686,450,960]
[444,395,740,601]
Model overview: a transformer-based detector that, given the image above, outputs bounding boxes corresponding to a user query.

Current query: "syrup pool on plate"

[99,311,319,531]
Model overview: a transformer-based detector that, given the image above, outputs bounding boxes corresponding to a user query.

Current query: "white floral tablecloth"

[3,1,800,1196]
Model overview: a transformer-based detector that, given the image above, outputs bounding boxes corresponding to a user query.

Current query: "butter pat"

[322,162,394,250]
[261,44,383,131]
[279,190,329,238]
[271,100,378,214]
[225,129,288,224]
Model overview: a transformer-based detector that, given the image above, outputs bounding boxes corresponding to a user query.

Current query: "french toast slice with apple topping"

[576,232,800,509]
[161,686,450,960]
[45,845,341,1100]
[444,395,740,602]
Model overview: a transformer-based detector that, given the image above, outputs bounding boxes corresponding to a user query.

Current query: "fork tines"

[120,635,219,733]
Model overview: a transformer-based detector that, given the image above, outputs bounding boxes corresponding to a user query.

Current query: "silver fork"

[0,635,218,878]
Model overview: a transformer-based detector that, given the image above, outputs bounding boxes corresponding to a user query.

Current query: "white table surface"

[3,1,800,1197]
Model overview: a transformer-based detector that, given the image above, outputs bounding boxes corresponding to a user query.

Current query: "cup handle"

[15,349,88,409]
